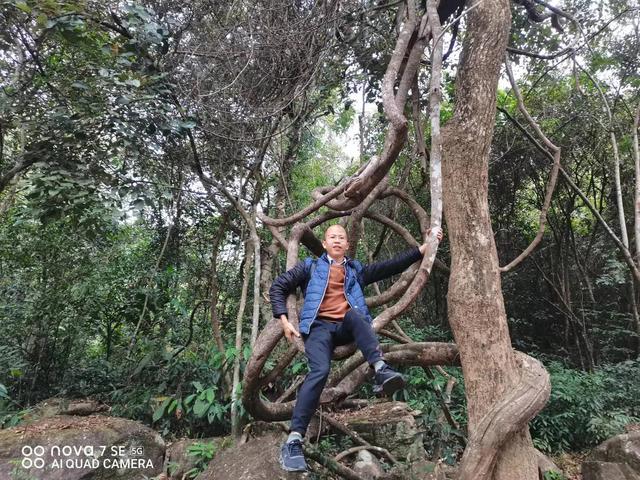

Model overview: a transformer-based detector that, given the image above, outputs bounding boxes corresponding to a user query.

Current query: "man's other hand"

[280,315,301,342]
[419,227,444,255]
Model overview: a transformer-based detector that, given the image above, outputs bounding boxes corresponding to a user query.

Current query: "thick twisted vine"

[258,1,430,226]
[243,0,446,426]
[457,353,551,480]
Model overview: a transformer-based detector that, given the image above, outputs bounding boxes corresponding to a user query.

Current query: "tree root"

[305,444,367,480]
[457,352,551,480]
[243,341,459,421]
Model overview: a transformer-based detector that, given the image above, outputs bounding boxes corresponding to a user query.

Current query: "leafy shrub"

[402,366,467,464]
[185,441,218,478]
[396,358,639,456]
[0,382,28,429]
[531,360,640,452]
[544,471,568,480]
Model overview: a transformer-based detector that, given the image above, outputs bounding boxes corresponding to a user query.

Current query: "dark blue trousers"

[290,309,383,435]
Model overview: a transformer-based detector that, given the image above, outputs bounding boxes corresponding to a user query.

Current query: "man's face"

[322,225,349,259]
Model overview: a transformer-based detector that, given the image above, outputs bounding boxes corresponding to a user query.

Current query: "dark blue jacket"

[269,247,423,334]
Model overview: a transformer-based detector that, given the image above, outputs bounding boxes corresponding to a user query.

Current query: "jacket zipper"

[309,259,331,330]
[344,267,355,310]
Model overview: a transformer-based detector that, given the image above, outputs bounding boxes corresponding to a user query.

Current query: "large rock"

[21,398,110,425]
[393,460,448,480]
[352,449,384,479]
[0,414,165,480]
[582,431,640,480]
[163,437,231,480]
[582,461,640,480]
[341,401,427,462]
[197,431,302,480]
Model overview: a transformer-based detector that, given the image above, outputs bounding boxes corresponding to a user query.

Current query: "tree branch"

[499,57,561,273]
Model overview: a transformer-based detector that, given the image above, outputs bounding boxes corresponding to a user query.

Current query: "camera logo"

[21,445,45,469]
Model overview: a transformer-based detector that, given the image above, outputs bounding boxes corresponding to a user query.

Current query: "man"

[269,224,441,472]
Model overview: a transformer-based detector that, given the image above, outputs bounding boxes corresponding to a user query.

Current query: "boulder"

[197,431,303,480]
[582,461,640,480]
[582,431,640,480]
[0,414,165,480]
[341,401,427,462]
[352,449,384,479]
[22,398,109,424]
[385,460,449,480]
[163,437,231,480]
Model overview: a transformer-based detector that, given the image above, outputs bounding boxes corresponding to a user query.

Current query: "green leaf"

[132,353,153,376]
[205,388,214,404]
[36,13,48,27]
[192,381,204,392]
[152,398,171,422]
[207,406,217,423]
[15,2,31,13]
[0,383,8,399]
[211,351,225,369]
[243,345,252,361]
[185,468,200,478]
[225,347,238,361]
[193,399,209,418]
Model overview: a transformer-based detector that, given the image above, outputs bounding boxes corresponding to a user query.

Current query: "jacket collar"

[320,252,350,265]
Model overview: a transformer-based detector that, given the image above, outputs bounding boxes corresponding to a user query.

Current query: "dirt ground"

[552,451,590,480]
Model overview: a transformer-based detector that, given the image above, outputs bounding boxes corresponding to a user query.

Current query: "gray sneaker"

[279,439,307,472]
[373,364,405,396]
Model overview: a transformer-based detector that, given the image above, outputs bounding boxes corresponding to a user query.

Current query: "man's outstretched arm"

[361,247,423,286]
[361,228,443,285]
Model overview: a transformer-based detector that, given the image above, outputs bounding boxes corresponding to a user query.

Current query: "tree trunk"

[231,241,253,438]
[441,1,549,479]
[249,208,262,348]
[632,103,640,352]
[210,214,230,355]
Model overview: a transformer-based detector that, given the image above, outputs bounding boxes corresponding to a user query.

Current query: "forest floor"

[552,451,590,480]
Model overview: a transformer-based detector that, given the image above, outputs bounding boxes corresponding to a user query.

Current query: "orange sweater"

[317,263,350,320]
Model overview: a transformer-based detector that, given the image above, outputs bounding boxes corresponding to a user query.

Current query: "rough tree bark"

[633,103,640,346]
[440,1,550,479]
[634,103,640,263]
[231,239,254,438]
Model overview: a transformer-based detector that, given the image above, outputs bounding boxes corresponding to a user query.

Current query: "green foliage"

[184,441,218,478]
[544,471,568,480]
[531,361,640,452]
[186,382,228,424]
[290,127,347,209]
[290,359,308,375]
[16,164,121,231]
[0,382,27,429]
[595,258,627,287]
[315,433,356,461]
[403,366,467,464]
[147,363,234,437]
